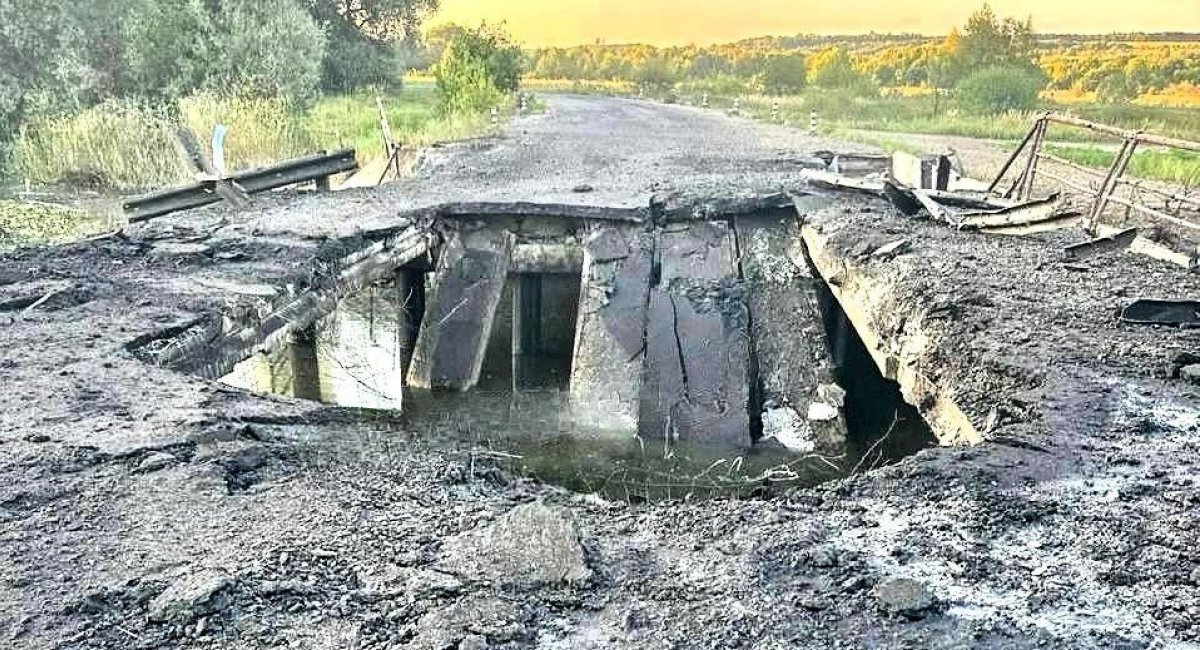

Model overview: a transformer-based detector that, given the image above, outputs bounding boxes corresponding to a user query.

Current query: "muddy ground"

[2,96,1199,649]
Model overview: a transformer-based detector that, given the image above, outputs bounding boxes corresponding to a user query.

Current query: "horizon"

[432,0,1200,48]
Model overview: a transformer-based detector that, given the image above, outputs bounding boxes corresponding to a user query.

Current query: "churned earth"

[1,96,1199,649]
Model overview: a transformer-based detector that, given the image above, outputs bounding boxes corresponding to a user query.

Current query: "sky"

[432,0,1200,47]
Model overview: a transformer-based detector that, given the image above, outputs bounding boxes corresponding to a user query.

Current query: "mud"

[2,96,1199,649]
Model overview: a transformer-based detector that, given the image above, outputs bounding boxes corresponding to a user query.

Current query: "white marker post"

[211,124,228,178]
[809,110,818,136]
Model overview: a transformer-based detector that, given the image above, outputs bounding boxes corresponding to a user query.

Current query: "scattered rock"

[255,579,319,597]
[406,568,464,598]
[149,243,213,259]
[871,240,910,260]
[1179,364,1200,386]
[409,595,519,649]
[873,577,936,618]
[148,570,233,623]
[137,452,177,473]
[437,502,591,587]
[24,434,50,443]
[571,184,595,193]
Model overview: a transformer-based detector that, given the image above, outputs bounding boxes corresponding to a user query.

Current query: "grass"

[1044,145,1200,187]
[0,200,111,251]
[15,83,501,192]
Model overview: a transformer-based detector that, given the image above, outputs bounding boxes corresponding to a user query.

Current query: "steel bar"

[1102,193,1200,233]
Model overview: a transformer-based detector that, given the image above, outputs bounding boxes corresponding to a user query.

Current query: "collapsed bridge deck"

[2,95,1200,648]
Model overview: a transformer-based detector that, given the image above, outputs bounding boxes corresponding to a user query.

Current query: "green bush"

[956,64,1044,114]
[434,25,523,115]
[1096,73,1137,105]
[759,54,807,95]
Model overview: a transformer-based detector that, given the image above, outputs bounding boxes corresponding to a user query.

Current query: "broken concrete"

[437,502,591,587]
[640,221,751,448]
[735,208,847,454]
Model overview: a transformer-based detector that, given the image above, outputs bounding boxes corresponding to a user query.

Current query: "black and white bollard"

[772,100,780,123]
[732,97,741,116]
[702,93,709,108]
[809,109,818,136]
[490,107,500,130]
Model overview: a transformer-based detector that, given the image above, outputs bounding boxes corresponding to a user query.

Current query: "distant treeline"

[512,20,1200,100]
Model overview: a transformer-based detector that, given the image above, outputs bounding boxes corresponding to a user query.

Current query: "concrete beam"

[736,208,847,454]
[510,244,584,274]
[407,228,516,390]
[569,226,654,432]
[639,221,751,449]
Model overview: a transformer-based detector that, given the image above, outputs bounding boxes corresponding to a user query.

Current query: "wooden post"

[376,96,402,185]
[1087,138,1139,228]
[987,118,1042,195]
[1017,117,1048,201]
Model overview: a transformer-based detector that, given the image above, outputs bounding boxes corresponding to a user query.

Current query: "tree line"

[517,5,1200,107]
[0,0,443,165]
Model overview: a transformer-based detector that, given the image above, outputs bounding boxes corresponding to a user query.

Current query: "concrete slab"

[407,228,515,390]
[639,221,751,448]
[735,209,847,454]
[569,225,654,432]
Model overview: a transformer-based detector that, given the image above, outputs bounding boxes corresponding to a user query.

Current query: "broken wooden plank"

[407,228,516,390]
[639,221,751,449]
[1063,228,1138,261]
[569,226,654,432]
[735,211,847,454]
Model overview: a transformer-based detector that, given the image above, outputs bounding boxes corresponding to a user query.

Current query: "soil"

[2,96,1199,649]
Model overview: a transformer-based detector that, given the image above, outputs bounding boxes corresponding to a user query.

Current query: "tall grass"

[17,102,192,190]
[1044,145,1200,187]
[15,84,501,192]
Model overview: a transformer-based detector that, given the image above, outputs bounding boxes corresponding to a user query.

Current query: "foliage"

[16,101,191,190]
[434,25,523,115]
[956,3,1036,70]
[1096,72,1138,104]
[122,0,215,101]
[955,65,1045,113]
[305,0,438,45]
[632,56,679,93]
[208,0,327,104]
[759,54,806,95]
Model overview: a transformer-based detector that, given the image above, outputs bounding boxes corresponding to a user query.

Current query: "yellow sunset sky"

[432,0,1200,46]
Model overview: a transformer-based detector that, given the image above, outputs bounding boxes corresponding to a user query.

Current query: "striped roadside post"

[809,109,818,135]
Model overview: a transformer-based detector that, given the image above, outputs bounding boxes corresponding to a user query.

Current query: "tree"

[305,0,440,91]
[956,64,1044,114]
[808,46,875,95]
[434,24,522,115]
[1097,72,1138,104]
[759,54,806,95]
[123,0,216,101]
[959,4,1036,70]
[209,0,327,103]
